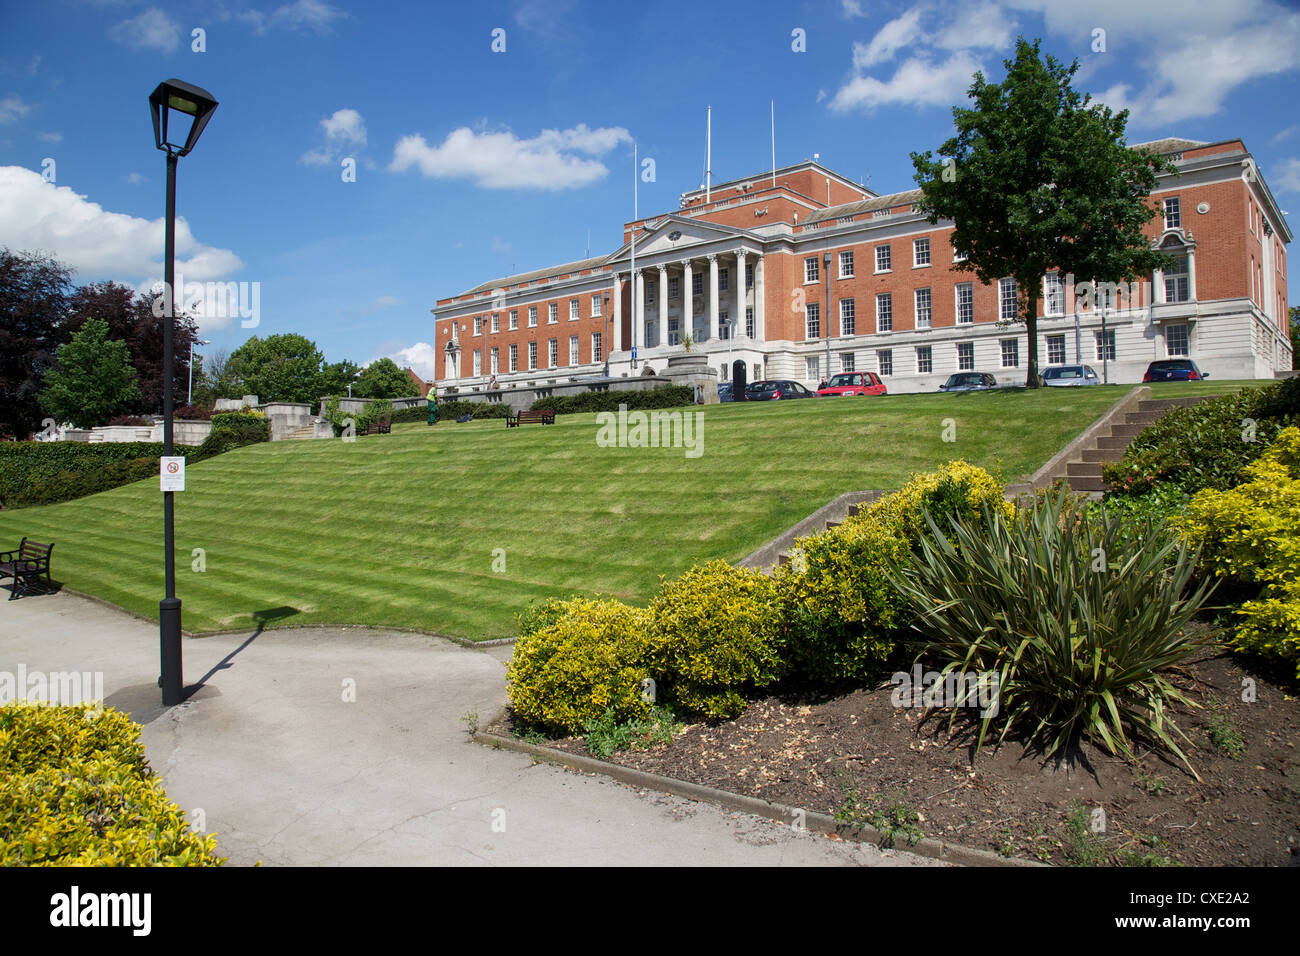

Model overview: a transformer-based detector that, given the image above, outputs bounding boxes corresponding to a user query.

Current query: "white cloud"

[237,0,347,35]
[387,342,438,382]
[933,1,1016,51]
[0,95,31,124]
[1274,125,1299,144]
[852,9,924,69]
[0,166,244,326]
[109,8,181,54]
[842,0,866,17]
[389,123,631,190]
[301,108,366,166]
[1273,158,1300,195]
[125,172,146,185]
[490,238,512,253]
[37,131,61,143]
[362,294,400,313]
[831,52,984,112]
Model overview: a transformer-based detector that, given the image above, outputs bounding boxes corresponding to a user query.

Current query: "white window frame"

[1044,272,1065,316]
[840,298,855,336]
[915,288,932,329]
[955,282,974,324]
[804,257,820,283]
[916,345,932,374]
[591,295,602,317]
[547,303,557,324]
[569,298,580,320]
[999,278,1018,322]
[592,332,602,364]
[877,349,893,376]
[569,335,579,365]
[876,292,893,332]
[875,244,891,273]
[957,342,974,371]
[509,309,518,330]
[528,341,537,369]
[1164,196,1181,231]
[1047,334,1066,365]
[528,306,537,327]
[913,237,931,267]
[509,343,518,371]
[548,338,558,368]
[839,250,855,278]
[1001,338,1020,368]
[840,352,855,373]
[1166,323,1189,357]
[1095,329,1116,362]
[806,302,820,339]
[473,349,481,376]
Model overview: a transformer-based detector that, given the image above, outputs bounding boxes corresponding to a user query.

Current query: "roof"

[462,255,609,296]
[678,159,875,204]
[802,188,924,224]
[1129,137,1209,156]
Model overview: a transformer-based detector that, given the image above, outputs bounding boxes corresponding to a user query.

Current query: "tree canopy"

[911,36,1172,386]
[354,357,418,399]
[38,317,141,427]
[225,333,326,403]
[0,249,73,437]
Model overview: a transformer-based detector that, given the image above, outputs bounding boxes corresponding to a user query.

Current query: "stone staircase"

[1063,396,1209,493]
[282,424,318,441]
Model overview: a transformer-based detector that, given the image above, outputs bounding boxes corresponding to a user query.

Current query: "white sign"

[160,456,186,492]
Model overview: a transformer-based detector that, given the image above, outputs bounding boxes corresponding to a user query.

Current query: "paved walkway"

[0,592,938,867]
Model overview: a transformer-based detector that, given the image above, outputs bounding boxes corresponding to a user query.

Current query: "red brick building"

[433,137,1291,395]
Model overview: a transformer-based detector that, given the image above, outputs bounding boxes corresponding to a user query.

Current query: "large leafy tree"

[225,333,326,403]
[319,358,360,397]
[62,281,198,414]
[911,37,1173,387]
[39,317,141,426]
[354,357,418,399]
[0,248,74,438]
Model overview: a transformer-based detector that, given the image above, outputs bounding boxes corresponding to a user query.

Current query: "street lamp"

[188,338,210,406]
[602,292,611,377]
[150,78,218,707]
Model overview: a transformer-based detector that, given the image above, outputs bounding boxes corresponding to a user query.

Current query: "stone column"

[735,250,748,341]
[658,265,669,347]
[612,275,623,352]
[1153,268,1166,304]
[634,269,644,354]
[1186,247,1197,302]
[682,260,694,343]
[755,255,765,342]
[708,254,720,341]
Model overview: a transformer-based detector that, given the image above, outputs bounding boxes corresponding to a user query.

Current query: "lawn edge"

[473,715,1044,868]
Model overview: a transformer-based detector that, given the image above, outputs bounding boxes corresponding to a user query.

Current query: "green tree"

[39,317,141,426]
[225,333,325,403]
[354,357,417,399]
[1290,305,1298,370]
[319,358,360,397]
[0,248,74,437]
[911,37,1172,387]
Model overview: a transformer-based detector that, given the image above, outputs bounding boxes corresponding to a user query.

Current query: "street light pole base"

[160,597,184,706]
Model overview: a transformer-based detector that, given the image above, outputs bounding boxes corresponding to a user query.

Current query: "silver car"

[1042,365,1101,387]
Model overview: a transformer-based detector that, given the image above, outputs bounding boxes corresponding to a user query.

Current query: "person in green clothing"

[426,391,438,425]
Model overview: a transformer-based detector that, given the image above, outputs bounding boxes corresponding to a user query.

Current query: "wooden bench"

[506,409,556,428]
[362,418,391,435]
[0,537,54,600]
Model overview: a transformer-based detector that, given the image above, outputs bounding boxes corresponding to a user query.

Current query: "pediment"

[604,216,757,265]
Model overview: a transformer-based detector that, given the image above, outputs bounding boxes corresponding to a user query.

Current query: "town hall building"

[432,137,1292,398]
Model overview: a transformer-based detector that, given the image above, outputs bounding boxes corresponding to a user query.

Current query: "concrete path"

[0,592,938,867]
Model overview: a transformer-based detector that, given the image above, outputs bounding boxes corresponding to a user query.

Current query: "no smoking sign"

[160,456,186,492]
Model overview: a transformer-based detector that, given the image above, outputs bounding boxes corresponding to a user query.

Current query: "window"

[955,283,974,324]
[646,281,655,304]
[592,332,602,364]
[490,346,499,374]
[745,307,754,338]
[1001,338,1020,368]
[569,298,580,320]
[745,264,754,289]
[876,293,893,332]
[491,313,499,333]
[1095,329,1116,361]
[805,257,820,283]
[548,338,558,368]
[528,306,537,327]
[1044,272,1065,316]
[839,250,855,278]
[875,244,891,272]
[806,356,820,381]
[877,349,893,376]
[999,278,1018,321]
[528,341,537,369]
[1164,253,1190,302]
[916,345,932,374]
[953,247,967,263]
[957,341,974,371]
[509,309,518,330]
[1164,197,1181,230]
[669,277,679,299]
[840,298,855,336]
[806,303,820,338]
[509,343,518,371]
[1166,323,1189,357]
[692,272,703,297]
[719,310,730,339]
[548,302,557,324]
[591,295,602,317]
[840,352,855,373]
[913,237,931,267]
[473,316,483,336]
[473,350,481,376]
[915,288,932,329]
[719,267,729,291]
[1047,334,1066,365]
[569,335,579,365]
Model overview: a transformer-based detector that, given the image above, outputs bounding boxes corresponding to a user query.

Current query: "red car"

[817,372,888,397]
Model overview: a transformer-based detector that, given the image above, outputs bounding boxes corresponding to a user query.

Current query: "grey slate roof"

[462,255,609,296]
[802,189,924,224]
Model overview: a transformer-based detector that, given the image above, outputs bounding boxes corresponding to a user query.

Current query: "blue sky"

[2,0,1298,379]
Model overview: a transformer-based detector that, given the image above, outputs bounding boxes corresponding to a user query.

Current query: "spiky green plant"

[893,487,1216,777]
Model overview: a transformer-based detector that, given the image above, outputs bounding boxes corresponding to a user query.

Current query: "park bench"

[506,409,556,427]
[0,537,54,600]
[362,418,391,435]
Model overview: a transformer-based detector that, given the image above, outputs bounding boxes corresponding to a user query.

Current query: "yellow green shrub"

[1176,427,1300,677]
[0,704,224,866]
[647,560,788,719]
[506,597,654,735]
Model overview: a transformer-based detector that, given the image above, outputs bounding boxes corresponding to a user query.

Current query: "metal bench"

[506,409,556,427]
[0,537,54,600]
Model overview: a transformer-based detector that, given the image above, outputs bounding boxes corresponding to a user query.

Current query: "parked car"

[1143,359,1209,382]
[745,380,816,401]
[1042,365,1101,387]
[938,372,999,392]
[717,383,735,402]
[817,371,888,397]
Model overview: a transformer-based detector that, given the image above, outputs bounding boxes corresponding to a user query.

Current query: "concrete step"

[1067,461,1103,478]
[1096,435,1132,450]
[777,553,791,567]
[825,520,842,530]
[1068,475,1106,492]
[1124,411,1162,425]
[283,426,317,440]
[1080,446,1124,463]
[1107,423,1146,440]
[846,504,861,517]
[1138,396,1214,413]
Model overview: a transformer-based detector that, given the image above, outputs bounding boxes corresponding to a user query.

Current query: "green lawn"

[0,383,1255,640]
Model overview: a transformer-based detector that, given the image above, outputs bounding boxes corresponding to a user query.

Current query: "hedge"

[434,401,513,420]
[529,386,694,415]
[0,703,224,866]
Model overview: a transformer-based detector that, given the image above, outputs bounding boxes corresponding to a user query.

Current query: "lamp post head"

[150,79,218,157]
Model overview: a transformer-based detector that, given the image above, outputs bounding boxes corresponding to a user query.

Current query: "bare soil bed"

[496,645,1300,866]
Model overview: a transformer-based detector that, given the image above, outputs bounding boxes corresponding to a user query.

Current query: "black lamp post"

[150,78,218,707]
[602,292,611,377]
